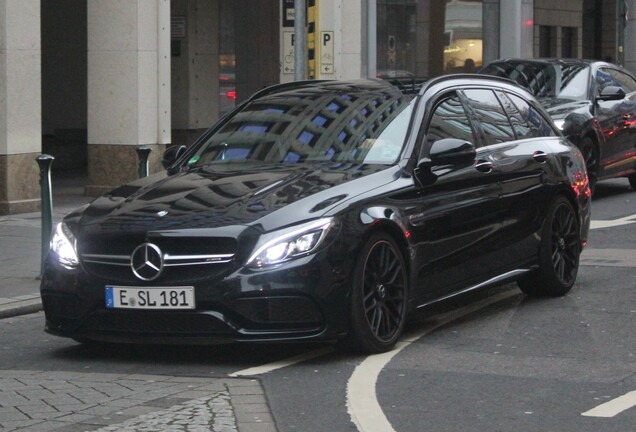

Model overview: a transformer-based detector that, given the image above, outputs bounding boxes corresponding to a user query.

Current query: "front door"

[405,92,502,304]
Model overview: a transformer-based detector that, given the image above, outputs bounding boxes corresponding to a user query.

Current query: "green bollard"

[36,154,55,279]
[136,146,151,178]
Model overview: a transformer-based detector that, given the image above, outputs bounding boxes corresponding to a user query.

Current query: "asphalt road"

[1,178,635,432]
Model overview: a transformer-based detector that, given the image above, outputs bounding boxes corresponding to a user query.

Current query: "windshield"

[185,85,414,168]
[481,62,590,99]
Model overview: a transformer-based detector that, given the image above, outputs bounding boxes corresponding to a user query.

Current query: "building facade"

[1,0,635,214]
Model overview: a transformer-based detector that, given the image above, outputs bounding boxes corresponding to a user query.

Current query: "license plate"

[105,286,195,310]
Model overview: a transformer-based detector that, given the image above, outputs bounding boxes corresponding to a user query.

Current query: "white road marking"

[228,346,335,377]
[347,289,521,432]
[582,390,636,418]
[347,345,405,432]
[590,213,636,230]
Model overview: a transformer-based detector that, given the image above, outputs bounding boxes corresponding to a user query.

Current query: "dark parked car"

[481,58,636,192]
[41,76,591,353]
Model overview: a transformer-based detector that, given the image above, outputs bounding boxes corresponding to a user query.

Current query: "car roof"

[484,58,608,68]
[419,73,537,99]
[249,74,535,102]
[247,79,405,102]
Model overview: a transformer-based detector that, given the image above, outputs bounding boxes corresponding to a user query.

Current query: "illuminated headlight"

[247,218,335,268]
[553,119,566,130]
[50,222,79,269]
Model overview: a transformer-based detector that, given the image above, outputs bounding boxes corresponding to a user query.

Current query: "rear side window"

[504,93,557,138]
[462,89,515,146]
[609,69,636,93]
[495,91,532,139]
[596,68,619,91]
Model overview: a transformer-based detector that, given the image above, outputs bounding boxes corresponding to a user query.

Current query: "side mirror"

[429,138,476,166]
[596,85,626,102]
[413,157,436,187]
[413,139,476,187]
[162,145,187,169]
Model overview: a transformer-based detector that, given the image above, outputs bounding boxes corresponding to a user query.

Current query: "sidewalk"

[0,173,91,319]
[0,369,274,432]
[0,173,278,432]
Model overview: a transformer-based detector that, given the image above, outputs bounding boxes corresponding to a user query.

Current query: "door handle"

[622,113,633,127]
[474,160,494,173]
[533,151,548,163]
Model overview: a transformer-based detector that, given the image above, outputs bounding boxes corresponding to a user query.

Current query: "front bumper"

[40,250,352,345]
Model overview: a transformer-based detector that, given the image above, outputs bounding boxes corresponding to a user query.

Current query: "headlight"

[247,218,335,268]
[553,119,565,130]
[50,222,79,269]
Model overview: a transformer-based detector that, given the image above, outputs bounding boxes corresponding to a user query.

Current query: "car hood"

[73,163,399,234]
[538,97,590,120]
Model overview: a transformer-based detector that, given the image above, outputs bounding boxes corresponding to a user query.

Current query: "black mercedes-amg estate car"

[481,58,636,193]
[41,76,591,353]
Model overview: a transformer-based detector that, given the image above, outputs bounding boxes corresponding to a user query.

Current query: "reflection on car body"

[480,58,636,192]
[41,76,591,353]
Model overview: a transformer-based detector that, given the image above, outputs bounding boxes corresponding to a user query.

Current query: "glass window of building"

[219,1,236,117]
[443,0,483,74]
[376,0,483,80]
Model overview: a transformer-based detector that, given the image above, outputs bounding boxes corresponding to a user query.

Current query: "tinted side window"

[496,91,533,140]
[609,69,636,93]
[596,68,619,91]
[425,95,476,152]
[506,93,557,138]
[462,89,515,145]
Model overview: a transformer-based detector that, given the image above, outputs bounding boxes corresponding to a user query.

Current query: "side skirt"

[415,268,533,310]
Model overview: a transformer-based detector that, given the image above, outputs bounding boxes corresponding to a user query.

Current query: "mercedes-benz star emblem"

[130,243,164,281]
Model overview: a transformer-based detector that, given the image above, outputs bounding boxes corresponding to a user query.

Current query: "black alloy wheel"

[518,196,581,297]
[580,136,599,194]
[346,233,407,353]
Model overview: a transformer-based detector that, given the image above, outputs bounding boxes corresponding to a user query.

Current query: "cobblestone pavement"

[0,370,276,432]
[0,178,279,431]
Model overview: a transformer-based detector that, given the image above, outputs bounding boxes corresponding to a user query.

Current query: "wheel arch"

[355,214,414,301]
[551,183,589,246]
[342,216,412,352]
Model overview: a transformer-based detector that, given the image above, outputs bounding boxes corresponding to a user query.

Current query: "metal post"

[36,154,54,279]
[367,0,377,79]
[136,146,151,178]
[618,0,628,66]
[294,0,307,81]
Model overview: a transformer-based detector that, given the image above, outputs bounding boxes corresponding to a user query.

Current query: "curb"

[0,298,42,319]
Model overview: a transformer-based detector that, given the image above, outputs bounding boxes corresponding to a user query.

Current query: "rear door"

[471,89,561,269]
[458,88,553,275]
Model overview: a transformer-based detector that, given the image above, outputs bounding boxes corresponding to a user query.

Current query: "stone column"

[338,0,364,79]
[0,0,42,215]
[482,0,500,65]
[86,0,171,196]
[623,0,636,73]
[499,0,533,59]
[414,1,445,78]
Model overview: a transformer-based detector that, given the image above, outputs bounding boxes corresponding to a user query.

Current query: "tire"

[346,233,408,353]
[629,173,636,189]
[579,136,599,195]
[518,196,581,297]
